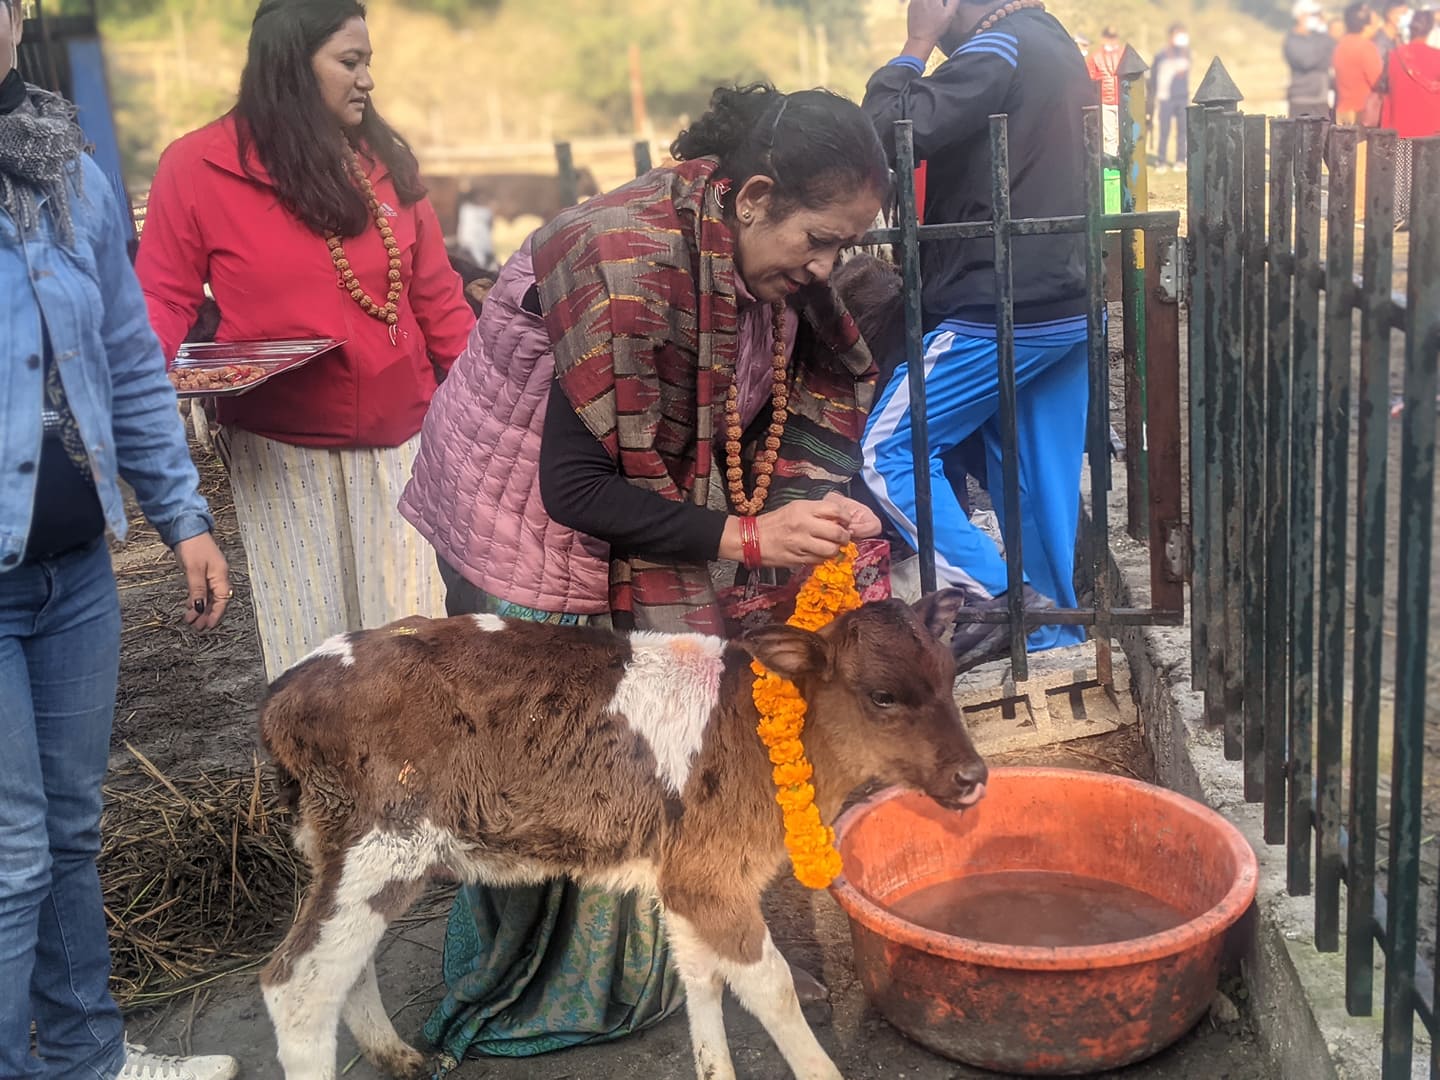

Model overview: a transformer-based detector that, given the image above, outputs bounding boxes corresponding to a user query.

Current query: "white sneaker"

[117,1042,239,1080]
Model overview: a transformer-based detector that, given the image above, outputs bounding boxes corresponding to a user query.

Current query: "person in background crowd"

[1334,1,1384,196]
[1381,5,1440,228]
[1287,0,1339,117]
[860,0,1094,655]
[1376,1,1414,59]
[1087,24,1126,157]
[137,0,474,682]
[455,182,497,272]
[1331,13,1349,37]
[0,3,237,1079]
[1150,22,1192,171]
[1087,24,1125,105]
[400,83,887,1063]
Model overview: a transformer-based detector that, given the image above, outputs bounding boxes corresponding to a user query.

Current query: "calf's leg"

[665,911,738,1080]
[342,957,428,1080]
[260,845,419,1080]
[341,877,428,1077]
[668,898,843,1080]
[720,922,842,1080]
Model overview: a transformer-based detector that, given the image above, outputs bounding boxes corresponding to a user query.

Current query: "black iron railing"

[1188,71,1440,1076]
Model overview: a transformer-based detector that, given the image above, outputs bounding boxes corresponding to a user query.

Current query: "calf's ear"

[911,588,969,642]
[737,625,829,680]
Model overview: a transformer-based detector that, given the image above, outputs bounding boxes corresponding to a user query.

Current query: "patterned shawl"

[0,72,87,246]
[532,157,876,634]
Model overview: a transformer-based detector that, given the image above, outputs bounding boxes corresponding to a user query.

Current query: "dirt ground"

[101,448,1273,1079]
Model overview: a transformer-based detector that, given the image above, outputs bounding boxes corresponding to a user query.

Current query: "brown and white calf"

[257,591,988,1080]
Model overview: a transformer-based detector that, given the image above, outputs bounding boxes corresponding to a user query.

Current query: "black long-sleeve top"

[538,379,729,562]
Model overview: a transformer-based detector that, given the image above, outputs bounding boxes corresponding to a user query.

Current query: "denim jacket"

[0,153,213,569]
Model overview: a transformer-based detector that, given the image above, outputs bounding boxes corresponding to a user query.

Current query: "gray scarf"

[0,82,86,245]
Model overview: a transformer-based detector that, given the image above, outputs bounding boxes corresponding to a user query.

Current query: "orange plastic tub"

[830,767,1258,1075]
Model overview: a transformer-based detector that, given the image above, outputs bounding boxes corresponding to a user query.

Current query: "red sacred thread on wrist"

[739,516,763,571]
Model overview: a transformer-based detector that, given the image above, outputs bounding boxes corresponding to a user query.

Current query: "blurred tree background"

[85,0,1288,191]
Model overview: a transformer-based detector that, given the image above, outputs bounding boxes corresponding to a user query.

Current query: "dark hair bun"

[671,82,890,216]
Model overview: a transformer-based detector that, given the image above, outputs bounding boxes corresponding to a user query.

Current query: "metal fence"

[556,105,1186,687]
[1187,70,1440,1076]
[863,112,1185,684]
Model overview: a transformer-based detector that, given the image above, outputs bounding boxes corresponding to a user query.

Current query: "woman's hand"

[174,533,231,631]
[719,493,884,569]
[820,491,883,540]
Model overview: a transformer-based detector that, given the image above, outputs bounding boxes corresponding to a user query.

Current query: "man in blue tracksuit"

[861,0,1096,653]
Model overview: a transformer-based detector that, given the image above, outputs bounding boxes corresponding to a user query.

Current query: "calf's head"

[740,590,988,812]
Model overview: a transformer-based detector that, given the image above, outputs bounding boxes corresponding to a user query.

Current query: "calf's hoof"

[367,1044,431,1080]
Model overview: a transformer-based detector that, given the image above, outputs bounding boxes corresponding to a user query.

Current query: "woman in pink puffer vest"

[398,84,888,1062]
[400,239,612,616]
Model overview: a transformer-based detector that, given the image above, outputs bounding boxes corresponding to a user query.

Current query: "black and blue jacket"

[862,9,1097,333]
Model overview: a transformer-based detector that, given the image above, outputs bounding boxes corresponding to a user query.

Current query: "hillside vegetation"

[87,0,1290,189]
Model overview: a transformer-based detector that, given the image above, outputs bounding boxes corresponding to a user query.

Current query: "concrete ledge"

[1101,495,1422,1080]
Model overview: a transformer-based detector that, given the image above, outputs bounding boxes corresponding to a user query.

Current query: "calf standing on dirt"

[258,592,987,1080]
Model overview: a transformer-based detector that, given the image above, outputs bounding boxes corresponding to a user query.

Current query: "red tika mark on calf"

[607,632,727,795]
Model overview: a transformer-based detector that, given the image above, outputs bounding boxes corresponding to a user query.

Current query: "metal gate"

[17,0,135,243]
[1187,61,1440,1078]
[859,109,1185,686]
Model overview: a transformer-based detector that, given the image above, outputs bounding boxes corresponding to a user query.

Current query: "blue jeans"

[1156,100,1187,165]
[861,323,1090,652]
[0,541,125,1080]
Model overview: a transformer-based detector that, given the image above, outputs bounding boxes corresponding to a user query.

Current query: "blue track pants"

[861,323,1090,652]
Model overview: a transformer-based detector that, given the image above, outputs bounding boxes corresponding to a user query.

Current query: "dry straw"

[99,744,303,1007]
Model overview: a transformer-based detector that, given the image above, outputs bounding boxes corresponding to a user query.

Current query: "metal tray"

[169,338,344,398]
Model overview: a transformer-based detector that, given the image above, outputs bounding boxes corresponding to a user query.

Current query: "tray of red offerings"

[167,338,344,398]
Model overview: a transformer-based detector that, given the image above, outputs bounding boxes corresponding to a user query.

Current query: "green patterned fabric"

[424,589,684,1069]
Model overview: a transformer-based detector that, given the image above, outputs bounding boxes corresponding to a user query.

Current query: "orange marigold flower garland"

[752,542,863,888]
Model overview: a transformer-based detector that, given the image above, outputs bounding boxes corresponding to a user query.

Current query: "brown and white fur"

[257,591,988,1080]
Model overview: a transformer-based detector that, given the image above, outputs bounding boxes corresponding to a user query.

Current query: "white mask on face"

[1308,15,1328,31]
[1173,32,1191,47]
[1399,11,1414,36]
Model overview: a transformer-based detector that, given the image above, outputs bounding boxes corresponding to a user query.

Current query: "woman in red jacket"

[138,0,473,680]
[1382,7,1440,229]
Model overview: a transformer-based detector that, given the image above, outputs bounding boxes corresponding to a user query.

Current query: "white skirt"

[219,428,446,681]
